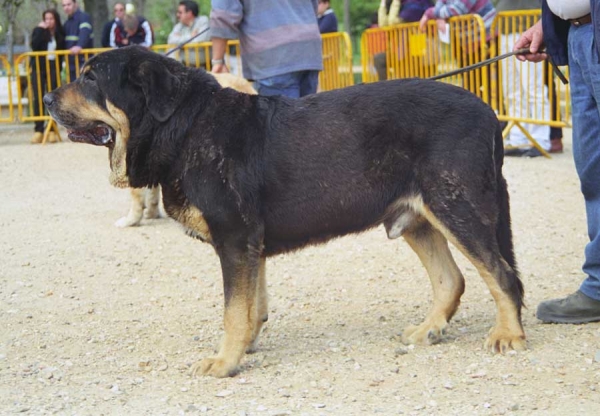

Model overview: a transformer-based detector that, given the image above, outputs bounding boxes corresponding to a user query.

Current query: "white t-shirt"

[47,36,57,61]
[546,0,591,21]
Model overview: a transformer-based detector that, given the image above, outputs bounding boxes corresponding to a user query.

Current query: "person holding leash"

[515,0,600,323]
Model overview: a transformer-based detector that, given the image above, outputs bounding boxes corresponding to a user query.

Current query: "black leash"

[165,27,211,57]
[428,47,569,85]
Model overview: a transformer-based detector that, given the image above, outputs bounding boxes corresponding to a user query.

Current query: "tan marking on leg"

[143,186,161,219]
[115,187,145,227]
[171,204,213,243]
[247,257,268,353]
[191,266,257,378]
[419,205,526,353]
[402,223,465,346]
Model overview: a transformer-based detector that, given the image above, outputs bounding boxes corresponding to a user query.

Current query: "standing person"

[168,0,210,66]
[514,0,600,322]
[30,9,65,144]
[318,0,338,33]
[210,0,323,98]
[497,0,552,158]
[61,0,93,81]
[101,2,125,48]
[111,13,154,48]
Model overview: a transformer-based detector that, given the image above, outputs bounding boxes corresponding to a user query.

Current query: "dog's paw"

[484,327,527,354]
[114,216,141,228]
[401,321,447,346]
[190,357,238,378]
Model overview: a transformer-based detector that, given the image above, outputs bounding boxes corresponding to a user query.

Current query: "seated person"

[111,13,154,48]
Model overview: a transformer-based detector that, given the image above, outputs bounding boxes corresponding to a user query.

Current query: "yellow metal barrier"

[490,10,570,157]
[319,32,354,92]
[361,15,489,100]
[0,55,15,122]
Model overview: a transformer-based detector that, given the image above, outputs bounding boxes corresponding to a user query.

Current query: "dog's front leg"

[192,242,262,378]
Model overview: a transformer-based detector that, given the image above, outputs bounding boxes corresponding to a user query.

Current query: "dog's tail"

[493,121,524,305]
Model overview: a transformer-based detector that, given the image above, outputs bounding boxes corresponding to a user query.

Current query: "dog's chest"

[165,201,212,243]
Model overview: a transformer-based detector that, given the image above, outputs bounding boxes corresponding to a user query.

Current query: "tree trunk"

[6,20,14,65]
[83,0,107,48]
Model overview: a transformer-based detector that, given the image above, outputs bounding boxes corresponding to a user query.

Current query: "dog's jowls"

[45,46,526,378]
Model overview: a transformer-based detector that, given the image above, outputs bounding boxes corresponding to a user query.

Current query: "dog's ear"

[130,60,182,122]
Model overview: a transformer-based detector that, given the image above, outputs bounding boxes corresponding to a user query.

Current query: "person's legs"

[374,52,388,81]
[30,67,44,143]
[298,70,319,97]
[501,34,550,151]
[255,70,319,98]
[567,25,600,301]
[537,23,600,323]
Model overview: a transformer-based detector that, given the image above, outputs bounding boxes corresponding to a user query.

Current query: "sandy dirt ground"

[1,123,599,416]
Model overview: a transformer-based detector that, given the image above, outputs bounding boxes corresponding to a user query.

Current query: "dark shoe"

[550,138,563,153]
[523,147,543,158]
[536,291,600,324]
[504,147,527,157]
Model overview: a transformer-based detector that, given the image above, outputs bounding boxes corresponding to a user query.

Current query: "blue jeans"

[254,70,319,98]
[568,23,600,301]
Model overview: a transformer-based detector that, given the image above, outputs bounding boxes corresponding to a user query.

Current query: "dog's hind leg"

[420,201,526,353]
[401,220,465,346]
[115,187,145,227]
[143,186,162,219]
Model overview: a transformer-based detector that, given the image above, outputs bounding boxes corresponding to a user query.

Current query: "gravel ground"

[1,123,599,416]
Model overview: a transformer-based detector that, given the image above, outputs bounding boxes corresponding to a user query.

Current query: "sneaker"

[536,291,600,324]
[30,132,43,144]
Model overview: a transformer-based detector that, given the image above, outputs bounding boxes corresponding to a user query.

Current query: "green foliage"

[330,0,380,36]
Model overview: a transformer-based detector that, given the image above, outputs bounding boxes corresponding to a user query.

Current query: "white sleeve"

[168,23,181,44]
[109,22,117,48]
[142,21,153,47]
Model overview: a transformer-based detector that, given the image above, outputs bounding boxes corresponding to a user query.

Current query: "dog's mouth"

[68,123,115,147]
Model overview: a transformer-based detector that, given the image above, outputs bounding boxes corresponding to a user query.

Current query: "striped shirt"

[210,0,323,80]
[425,0,497,35]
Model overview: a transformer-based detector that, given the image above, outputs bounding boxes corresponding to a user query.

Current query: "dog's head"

[44,46,191,188]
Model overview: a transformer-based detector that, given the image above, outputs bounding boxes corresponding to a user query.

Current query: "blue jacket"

[542,0,598,66]
[64,9,94,49]
[318,9,338,33]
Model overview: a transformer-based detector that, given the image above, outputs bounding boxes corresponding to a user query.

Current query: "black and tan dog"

[45,46,526,378]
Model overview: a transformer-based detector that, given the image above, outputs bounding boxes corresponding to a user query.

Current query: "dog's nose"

[43,93,55,107]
